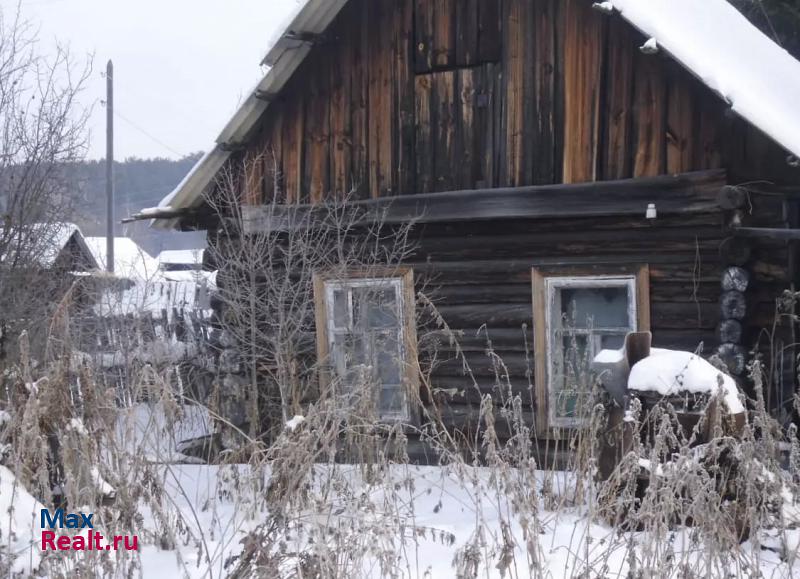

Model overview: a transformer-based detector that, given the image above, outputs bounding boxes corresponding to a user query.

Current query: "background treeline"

[66,153,205,255]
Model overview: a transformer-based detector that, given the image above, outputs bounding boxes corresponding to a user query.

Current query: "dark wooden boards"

[241,169,727,232]
[211,0,795,206]
[415,64,499,193]
[562,0,604,183]
[414,0,501,73]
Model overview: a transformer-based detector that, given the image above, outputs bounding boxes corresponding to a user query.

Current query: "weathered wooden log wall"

[206,0,800,450]
[230,0,797,207]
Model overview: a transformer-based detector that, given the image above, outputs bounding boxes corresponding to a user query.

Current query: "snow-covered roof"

[2,222,96,269]
[84,236,159,282]
[157,249,204,267]
[149,0,800,227]
[609,0,800,163]
[92,276,207,318]
[151,0,348,228]
[83,241,214,319]
[44,223,95,268]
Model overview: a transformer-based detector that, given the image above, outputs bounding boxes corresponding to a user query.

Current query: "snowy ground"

[5,460,800,578]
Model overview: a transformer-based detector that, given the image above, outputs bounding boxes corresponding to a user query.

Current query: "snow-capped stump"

[629,349,746,441]
[628,350,743,414]
[592,335,747,482]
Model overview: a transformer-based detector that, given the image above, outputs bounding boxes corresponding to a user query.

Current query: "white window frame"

[532,265,650,436]
[314,269,418,423]
[545,276,637,428]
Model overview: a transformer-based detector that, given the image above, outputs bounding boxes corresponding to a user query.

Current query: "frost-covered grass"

[4,289,800,577]
[5,459,800,578]
[3,352,800,578]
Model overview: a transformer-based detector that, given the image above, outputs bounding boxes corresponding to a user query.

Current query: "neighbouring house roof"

[2,222,98,270]
[147,0,800,228]
[157,249,204,269]
[84,236,160,282]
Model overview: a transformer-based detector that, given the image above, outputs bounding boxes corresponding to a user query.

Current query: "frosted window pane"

[379,386,405,416]
[353,287,397,329]
[560,287,629,329]
[601,334,625,349]
[332,289,349,328]
[375,332,401,384]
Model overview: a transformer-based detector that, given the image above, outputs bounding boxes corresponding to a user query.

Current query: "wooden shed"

[140,0,800,457]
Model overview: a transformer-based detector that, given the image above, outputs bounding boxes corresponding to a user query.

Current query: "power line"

[104,104,184,158]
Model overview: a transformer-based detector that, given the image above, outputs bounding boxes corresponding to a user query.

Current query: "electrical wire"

[106,105,185,158]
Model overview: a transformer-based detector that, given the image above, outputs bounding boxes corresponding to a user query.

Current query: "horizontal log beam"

[241,169,727,233]
[732,227,800,241]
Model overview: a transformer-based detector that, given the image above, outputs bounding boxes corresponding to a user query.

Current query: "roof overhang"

[151,0,349,230]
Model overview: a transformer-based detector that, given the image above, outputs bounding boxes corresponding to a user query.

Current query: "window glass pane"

[560,286,629,329]
[353,286,398,329]
[379,386,405,417]
[600,334,625,349]
[553,334,591,422]
[553,387,591,423]
[332,289,349,328]
[332,333,368,372]
[375,331,401,384]
[561,334,590,375]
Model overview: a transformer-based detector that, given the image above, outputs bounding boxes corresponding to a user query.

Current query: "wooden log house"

[141,0,800,459]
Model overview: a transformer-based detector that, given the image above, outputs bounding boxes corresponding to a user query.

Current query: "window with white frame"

[533,267,649,432]
[317,273,415,421]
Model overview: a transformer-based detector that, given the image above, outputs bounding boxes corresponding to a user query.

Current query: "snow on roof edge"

[610,0,800,160]
[151,0,348,229]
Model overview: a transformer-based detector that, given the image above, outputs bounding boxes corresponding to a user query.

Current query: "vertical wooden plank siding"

[268,113,284,201]
[695,91,724,171]
[367,0,394,197]
[415,0,435,73]
[281,88,304,204]
[632,52,666,177]
[243,149,264,205]
[665,64,694,175]
[367,0,383,197]
[433,70,456,192]
[305,54,331,204]
[351,0,369,198]
[455,0,479,67]
[480,63,501,188]
[457,67,477,188]
[415,74,434,193]
[259,114,283,202]
[562,0,604,184]
[433,0,456,68]
[415,65,492,192]
[231,5,776,207]
[395,0,416,196]
[478,0,501,63]
[601,16,634,180]
[416,0,497,73]
[532,0,558,184]
[330,4,353,198]
[502,0,528,186]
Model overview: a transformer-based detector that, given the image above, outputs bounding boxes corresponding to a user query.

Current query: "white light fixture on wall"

[646,203,657,220]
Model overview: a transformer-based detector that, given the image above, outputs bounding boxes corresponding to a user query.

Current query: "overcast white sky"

[2,0,302,160]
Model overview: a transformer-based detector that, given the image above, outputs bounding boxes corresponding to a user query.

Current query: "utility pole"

[106,59,114,273]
